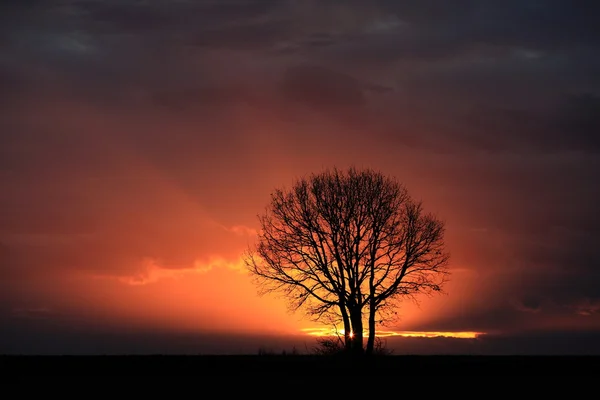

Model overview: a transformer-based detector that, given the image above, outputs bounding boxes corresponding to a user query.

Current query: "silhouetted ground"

[1,355,599,376]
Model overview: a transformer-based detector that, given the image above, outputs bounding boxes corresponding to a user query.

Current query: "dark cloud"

[281,65,366,109]
[150,84,250,111]
[512,296,542,314]
[378,0,600,51]
[458,93,600,154]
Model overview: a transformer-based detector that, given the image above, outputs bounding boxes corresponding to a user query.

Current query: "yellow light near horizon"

[384,331,482,339]
[301,327,483,339]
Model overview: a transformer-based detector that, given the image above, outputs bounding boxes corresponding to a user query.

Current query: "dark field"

[2,355,599,375]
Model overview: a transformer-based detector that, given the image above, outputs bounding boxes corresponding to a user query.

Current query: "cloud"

[457,93,600,154]
[575,299,600,317]
[98,255,248,286]
[226,225,259,237]
[281,64,366,109]
[512,297,542,314]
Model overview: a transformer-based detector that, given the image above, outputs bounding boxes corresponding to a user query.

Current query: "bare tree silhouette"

[244,167,450,355]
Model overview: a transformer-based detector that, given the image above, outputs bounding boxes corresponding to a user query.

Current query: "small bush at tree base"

[312,336,393,356]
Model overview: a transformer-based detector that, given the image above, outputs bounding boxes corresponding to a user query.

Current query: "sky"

[1,0,599,355]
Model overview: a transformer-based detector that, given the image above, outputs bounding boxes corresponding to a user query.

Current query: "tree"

[244,167,450,355]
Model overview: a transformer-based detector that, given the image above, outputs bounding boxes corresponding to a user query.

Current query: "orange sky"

[1,97,488,339]
[2,93,599,345]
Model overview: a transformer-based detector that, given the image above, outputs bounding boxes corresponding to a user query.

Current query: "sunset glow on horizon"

[301,328,484,339]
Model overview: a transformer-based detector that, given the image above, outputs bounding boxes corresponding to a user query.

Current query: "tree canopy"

[244,167,450,355]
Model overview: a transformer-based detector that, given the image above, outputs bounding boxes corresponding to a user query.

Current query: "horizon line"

[300,328,484,339]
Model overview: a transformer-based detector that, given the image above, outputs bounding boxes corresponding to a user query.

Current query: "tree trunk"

[365,300,376,355]
[350,308,364,355]
[366,254,377,355]
[340,305,352,351]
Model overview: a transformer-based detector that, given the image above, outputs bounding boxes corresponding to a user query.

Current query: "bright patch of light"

[301,327,483,339]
